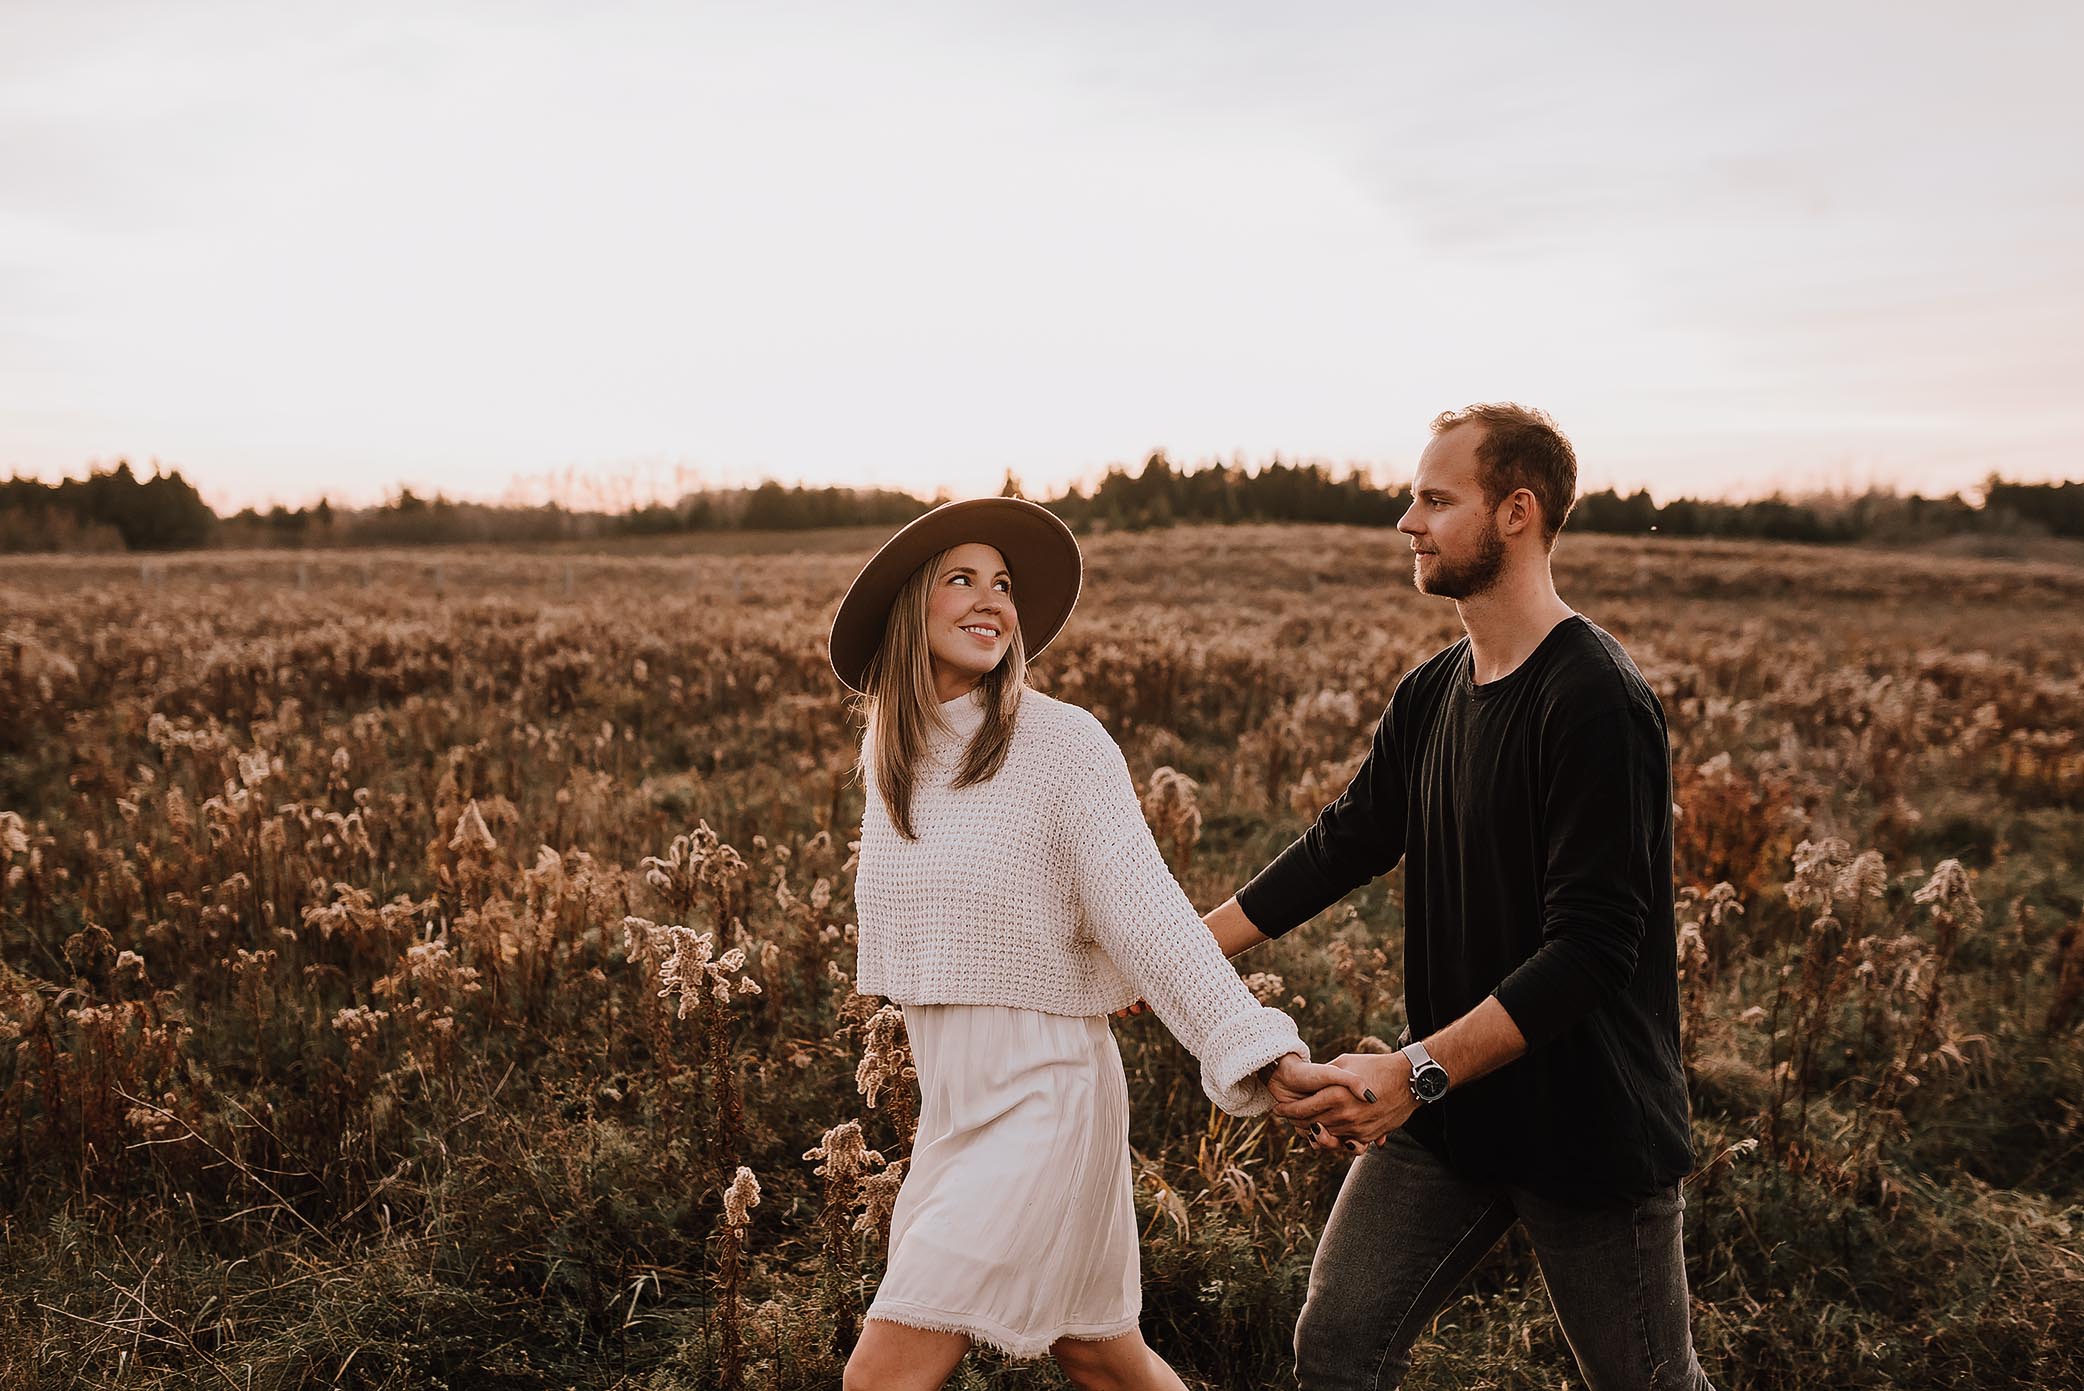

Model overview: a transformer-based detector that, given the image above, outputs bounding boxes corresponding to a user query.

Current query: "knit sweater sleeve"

[1059,712,1307,1115]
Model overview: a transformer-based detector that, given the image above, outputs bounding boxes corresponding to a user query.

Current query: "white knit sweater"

[854,686,1306,1116]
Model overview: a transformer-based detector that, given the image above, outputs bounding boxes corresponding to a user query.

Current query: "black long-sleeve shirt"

[1238,616,1692,1203]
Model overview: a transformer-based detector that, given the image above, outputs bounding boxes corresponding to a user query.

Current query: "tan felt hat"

[828,497,1082,694]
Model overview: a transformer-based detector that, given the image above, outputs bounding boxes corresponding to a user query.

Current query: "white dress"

[867,1003,1140,1356]
[853,687,1306,1359]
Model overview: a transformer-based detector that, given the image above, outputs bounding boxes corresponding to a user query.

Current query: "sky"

[2,1,2079,513]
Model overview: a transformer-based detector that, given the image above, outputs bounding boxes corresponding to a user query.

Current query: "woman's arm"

[1062,718,1313,1115]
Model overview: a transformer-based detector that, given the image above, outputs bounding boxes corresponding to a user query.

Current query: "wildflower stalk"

[715,1165,760,1391]
[855,1004,916,1149]
[805,1119,886,1352]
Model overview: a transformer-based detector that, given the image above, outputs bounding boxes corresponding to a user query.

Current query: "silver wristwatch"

[1401,1041,1450,1104]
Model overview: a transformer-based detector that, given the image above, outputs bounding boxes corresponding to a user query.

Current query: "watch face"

[1412,1063,1450,1103]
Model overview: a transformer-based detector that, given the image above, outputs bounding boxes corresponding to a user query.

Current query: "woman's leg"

[1050,1328,1189,1391]
[843,1318,971,1391]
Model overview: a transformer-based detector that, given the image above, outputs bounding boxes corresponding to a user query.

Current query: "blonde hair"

[859,547,1026,840]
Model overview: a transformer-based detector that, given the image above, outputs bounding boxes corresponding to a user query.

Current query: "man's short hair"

[1431,403,1578,546]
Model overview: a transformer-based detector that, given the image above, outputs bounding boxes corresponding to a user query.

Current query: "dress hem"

[865,1301,1140,1360]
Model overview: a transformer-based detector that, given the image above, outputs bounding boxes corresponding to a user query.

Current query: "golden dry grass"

[2,525,2082,1389]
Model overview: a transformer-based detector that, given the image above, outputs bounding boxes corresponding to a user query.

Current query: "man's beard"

[1413,519,1507,599]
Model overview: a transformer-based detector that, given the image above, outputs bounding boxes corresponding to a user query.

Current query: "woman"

[830,498,1355,1391]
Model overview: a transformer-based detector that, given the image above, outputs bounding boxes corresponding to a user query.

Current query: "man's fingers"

[1320,1063,1378,1103]
[1273,1087,1349,1121]
[1280,1059,1375,1106]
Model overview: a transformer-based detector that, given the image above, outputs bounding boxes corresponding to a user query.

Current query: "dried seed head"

[1913,858,1982,933]
[805,1119,886,1182]
[722,1166,761,1228]
[1242,971,1287,1005]
[852,1159,907,1236]
[449,799,498,855]
[855,1004,914,1109]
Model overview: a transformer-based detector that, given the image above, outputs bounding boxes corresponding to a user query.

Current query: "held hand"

[1111,999,1148,1020]
[1265,1053,1374,1119]
[1274,1052,1420,1154]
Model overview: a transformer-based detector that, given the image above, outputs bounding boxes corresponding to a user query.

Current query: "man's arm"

[1116,704,1402,1019]
[1203,895,1269,958]
[1233,697,1410,940]
[1490,699,1662,1050]
[1272,997,1529,1150]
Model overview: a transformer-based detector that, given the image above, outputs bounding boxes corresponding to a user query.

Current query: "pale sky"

[3,1,2079,512]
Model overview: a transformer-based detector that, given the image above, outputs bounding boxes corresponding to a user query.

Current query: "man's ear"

[1499,488,1538,538]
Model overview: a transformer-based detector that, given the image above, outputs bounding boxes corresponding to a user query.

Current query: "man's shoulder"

[1540,617,1662,719]
[1397,637,1470,697]
[1374,638,1470,737]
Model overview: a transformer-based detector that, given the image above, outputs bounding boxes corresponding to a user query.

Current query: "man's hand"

[1265,1053,1373,1128]
[1274,1051,1420,1154]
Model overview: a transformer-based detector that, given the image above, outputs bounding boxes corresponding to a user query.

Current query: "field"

[4,526,2083,1390]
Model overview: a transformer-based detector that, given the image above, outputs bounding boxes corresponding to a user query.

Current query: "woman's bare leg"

[1050,1328,1190,1391]
[843,1319,971,1391]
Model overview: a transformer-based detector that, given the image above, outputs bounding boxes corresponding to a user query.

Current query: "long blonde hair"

[860,547,1026,840]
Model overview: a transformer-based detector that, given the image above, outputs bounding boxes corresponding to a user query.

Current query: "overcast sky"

[3,1,2079,511]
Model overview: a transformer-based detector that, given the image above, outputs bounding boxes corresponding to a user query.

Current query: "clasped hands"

[1264,1051,1416,1155]
[1111,1000,1415,1155]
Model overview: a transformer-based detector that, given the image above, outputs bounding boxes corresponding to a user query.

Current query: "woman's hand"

[1111,999,1148,1019]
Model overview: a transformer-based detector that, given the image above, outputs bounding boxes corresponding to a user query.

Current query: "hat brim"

[828,497,1082,694]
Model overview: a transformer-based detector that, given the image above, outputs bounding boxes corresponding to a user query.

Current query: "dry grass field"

[4,525,2083,1389]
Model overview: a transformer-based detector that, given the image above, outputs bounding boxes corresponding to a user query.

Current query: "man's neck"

[1455,564,1577,685]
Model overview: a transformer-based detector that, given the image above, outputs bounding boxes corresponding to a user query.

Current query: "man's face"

[1396,425,1506,600]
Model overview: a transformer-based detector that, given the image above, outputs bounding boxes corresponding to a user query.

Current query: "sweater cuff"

[1198,1006,1308,1117]
[1237,838,1344,939]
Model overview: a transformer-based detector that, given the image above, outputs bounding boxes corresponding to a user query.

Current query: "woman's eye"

[949,575,969,585]
[995,580,1011,593]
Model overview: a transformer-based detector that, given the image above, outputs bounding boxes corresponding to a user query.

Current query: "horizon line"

[10,452,2082,518]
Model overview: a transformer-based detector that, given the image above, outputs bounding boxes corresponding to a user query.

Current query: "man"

[1203,405,1714,1390]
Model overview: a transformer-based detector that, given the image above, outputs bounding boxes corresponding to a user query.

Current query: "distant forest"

[4,456,2082,554]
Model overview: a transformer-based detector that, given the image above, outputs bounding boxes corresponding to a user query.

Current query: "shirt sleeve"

[1492,700,1662,1048]
[1062,721,1308,1116]
[1235,698,1408,938]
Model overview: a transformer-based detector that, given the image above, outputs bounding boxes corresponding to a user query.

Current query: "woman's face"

[924,542,1015,694]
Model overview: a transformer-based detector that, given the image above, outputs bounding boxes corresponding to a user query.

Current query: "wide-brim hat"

[828,497,1082,694]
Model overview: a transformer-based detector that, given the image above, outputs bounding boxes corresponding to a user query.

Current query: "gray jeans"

[1294,1130,1715,1391]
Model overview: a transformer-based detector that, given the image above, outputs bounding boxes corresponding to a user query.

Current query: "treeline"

[1045,453,2083,545]
[0,467,935,553]
[4,455,2082,554]
[0,463,216,553]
